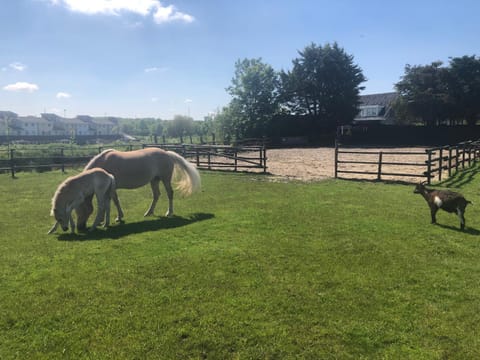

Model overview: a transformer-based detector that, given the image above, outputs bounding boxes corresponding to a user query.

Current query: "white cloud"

[56,92,72,99]
[49,0,194,23]
[3,82,39,92]
[10,62,27,71]
[184,98,193,103]
[144,66,169,73]
[153,5,194,24]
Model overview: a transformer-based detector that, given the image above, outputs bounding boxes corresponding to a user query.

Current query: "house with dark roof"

[354,92,398,125]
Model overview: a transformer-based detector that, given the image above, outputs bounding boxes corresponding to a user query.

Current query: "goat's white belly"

[434,196,443,207]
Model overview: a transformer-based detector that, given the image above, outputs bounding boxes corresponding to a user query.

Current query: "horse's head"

[53,208,69,231]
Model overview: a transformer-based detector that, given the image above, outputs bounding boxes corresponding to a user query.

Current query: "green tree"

[212,106,236,144]
[447,55,480,125]
[226,58,279,138]
[279,42,366,126]
[167,115,195,140]
[395,62,450,127]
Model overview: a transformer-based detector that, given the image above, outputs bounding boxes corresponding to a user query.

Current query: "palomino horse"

[75,147,201,230]
[48,168,116,234]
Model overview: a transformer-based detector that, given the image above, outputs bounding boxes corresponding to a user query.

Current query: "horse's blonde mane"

[84,149,116,170]
[50,179,70,216]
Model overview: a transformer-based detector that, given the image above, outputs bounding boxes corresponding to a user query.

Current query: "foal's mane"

[50,178,70,215]
[84,149,115,170]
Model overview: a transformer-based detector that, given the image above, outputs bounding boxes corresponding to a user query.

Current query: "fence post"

[334,141,339,179]
[234,148,238,172]
[377,151,383,181]
[448,146,452,177]
[61,148,65,173]
[468,142,472,167]
[262,146,267,173]
[426,149,432,185]
[455,146,459,173]
[9,149,15,178]
[462,143,466,169]
[438,147,443,181]
[196,148,200,167]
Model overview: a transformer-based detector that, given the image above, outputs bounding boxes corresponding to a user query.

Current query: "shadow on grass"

[437,165,479,189]
[335,177,416,186]
[435,223,480,235]
[56,212,215,241]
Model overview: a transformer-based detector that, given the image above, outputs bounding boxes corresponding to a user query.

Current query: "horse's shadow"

[56,212,215,241]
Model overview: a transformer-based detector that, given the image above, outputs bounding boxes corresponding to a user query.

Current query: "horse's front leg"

[144,179,160,217]
[76,195,94,231]
[69,212,75,233]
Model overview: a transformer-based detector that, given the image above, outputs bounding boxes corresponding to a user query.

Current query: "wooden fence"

[0,144,267,178]
[335,140,480,183]
[144,144,267,173]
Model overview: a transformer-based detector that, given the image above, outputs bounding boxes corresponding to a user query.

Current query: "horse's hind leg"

[144,179,160,217]
[163,179,174,217]
[91,194,106,231]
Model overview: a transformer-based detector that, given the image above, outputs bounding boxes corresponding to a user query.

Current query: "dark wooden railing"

[0,144,268,178]
[335,140,480,183]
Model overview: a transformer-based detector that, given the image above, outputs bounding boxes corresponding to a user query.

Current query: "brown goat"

[414,182,472,230]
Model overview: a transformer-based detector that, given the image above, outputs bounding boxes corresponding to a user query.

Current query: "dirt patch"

[264,147,429,182]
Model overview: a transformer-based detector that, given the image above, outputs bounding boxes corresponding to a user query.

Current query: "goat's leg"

[144,179,160,217]
[457,208,466,230]
[430,206,438,224]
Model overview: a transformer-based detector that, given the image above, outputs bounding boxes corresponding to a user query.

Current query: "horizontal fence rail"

[0,143,267,178]
[144,144,267,173]
[335,140,480,183]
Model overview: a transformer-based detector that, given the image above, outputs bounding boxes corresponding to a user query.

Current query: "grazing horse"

[48,168,116,234]
[75,147,201,230]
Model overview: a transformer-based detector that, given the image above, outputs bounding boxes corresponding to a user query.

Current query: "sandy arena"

[263,147,429,182]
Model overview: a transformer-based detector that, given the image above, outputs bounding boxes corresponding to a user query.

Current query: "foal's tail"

[167,151,201,196]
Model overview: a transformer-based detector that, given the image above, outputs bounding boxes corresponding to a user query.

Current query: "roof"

[359,92,398,107]
[18,116,49,124]
[0,111,18,119]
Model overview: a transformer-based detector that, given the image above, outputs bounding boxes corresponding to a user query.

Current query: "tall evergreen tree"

[279,42,366,126]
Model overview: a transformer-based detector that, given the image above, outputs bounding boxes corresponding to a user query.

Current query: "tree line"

[119,43,480,142]
[394,56,480,127]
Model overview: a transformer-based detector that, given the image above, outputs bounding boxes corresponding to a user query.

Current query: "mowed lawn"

[1,167,480,359]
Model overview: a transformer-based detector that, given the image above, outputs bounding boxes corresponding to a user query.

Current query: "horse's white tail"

[167,151,201,196]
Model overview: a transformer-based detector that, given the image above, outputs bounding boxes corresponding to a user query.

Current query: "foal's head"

[51,207,70,232]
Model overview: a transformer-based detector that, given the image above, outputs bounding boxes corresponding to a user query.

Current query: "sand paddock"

[263,147,430,182]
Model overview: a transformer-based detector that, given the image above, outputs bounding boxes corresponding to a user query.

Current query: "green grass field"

[1,167,480,359]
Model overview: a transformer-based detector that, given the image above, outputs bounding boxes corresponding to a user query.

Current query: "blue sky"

[1,0,479,120]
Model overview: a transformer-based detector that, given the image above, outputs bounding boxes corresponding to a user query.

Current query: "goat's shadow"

[56,212,215,241]
[435,223,480,236]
